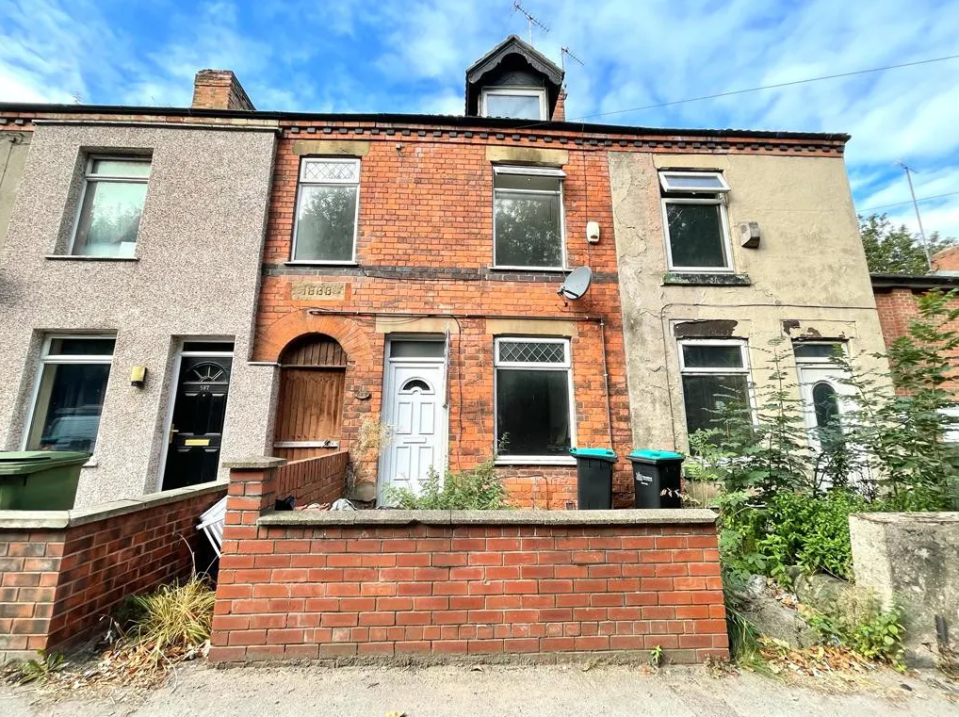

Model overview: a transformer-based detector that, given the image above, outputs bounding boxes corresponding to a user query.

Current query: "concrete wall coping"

[851,511,959,525]
[0,481,226,530]
[223,456,288,470]
[258,508,718,527]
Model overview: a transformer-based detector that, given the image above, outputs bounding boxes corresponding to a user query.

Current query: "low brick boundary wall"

[275,452,349,507]
[0,483,225,660]
[211,458,726,664]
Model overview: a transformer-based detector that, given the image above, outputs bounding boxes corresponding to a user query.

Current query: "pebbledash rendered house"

[0,36,889,662]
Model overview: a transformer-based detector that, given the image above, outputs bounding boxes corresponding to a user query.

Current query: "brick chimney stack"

[552,88,566,122]
[191,70,255,111]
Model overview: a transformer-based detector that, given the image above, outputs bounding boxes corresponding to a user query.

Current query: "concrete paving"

[2,663,956,716]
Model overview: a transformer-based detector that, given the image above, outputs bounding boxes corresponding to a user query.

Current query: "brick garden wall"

[0,483,225,660]
[210,461,727,664]
[275,452,349,507]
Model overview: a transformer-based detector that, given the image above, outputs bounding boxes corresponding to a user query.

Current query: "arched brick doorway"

[273,333,347,461]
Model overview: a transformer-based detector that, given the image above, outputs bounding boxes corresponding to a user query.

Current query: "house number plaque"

[291,281,347,301]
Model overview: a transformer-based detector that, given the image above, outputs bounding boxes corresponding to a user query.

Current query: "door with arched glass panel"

[379,339,447,499]
[795,343,855,455]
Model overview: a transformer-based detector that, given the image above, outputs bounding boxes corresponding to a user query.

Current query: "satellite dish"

[557,267,592,301]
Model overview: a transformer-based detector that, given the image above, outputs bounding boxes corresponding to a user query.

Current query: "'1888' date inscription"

[291,281,347,301]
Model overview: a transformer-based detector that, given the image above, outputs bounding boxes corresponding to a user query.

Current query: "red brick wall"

[210,463,727,664]
[874,286,959,393]
[0,530,63,656]
[256,132,633,506]
[275,452,349,507]
[0,486,225,659]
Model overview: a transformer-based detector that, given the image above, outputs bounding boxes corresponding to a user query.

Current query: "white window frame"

[659,171,730,194]
[677,338,756,433]
[69,155,151,256]
[792,341,848,365]
[493,336,576,465]
[492,165,567,271]
[480,87,548,120]
[290,157,361,265]
[660,171,734,273]
[23,333,117,455]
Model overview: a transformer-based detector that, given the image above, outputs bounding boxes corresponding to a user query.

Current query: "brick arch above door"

[254,310,374,367]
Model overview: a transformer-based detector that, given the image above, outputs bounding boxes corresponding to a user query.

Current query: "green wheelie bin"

[0,451,90,510]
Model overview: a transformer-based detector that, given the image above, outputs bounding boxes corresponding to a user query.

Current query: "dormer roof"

[465,35,564,118]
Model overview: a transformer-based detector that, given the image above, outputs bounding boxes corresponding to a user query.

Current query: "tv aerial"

[557,267,592,302]
[513,2,550,45]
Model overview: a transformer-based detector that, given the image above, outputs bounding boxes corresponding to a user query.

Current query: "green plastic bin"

[0,451,90,510]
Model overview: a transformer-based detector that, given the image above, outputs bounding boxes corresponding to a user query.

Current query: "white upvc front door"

[379,359,446,499]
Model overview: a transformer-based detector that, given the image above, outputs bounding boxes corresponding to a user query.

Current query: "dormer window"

[465,36,564,120]
[481,87,547,120]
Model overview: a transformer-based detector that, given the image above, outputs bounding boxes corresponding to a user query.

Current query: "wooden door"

[273,334,346,461]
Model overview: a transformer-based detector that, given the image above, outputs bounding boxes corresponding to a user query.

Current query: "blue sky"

[1,0,958,239]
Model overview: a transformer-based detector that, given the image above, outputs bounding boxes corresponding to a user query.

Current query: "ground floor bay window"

[494,337,574,463]
[678,339,752,438]
[25,335,115,453]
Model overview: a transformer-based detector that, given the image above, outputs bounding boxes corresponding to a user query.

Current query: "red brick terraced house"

[0,35,891,510]
[0,34,895,663]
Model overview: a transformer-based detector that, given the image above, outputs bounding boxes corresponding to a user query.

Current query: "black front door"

[163,355,232,490]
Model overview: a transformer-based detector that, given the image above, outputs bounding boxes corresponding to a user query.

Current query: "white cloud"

[1,0,956,237]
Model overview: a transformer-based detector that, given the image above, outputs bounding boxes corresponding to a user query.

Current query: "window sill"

[663,272,751,287]
[45,255,138,262]
[284,260,358,267]
[490,266,568,273]
[273,441,340,449]
[495,457,577,467]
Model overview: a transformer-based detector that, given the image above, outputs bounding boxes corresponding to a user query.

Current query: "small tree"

[859,212,955,276]
[843,290,959,509]
[689,339,813,501]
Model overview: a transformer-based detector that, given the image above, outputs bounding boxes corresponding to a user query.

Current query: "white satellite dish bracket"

[557,266,592,303]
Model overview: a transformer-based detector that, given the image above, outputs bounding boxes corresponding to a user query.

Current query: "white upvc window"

[71,156,151,258]
[659,171,733,272]
[291,157,361,263]
[481,87,547,120]
[793,341,846,364]
[494,337,575,464]
[678,339,752,438]
[24,335,116,454]
[492,165,566,270]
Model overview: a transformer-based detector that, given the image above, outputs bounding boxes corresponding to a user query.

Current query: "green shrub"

[719,489,877,582]
[803,593,905,668]
[760,490,872,580]
[383,456,510,510]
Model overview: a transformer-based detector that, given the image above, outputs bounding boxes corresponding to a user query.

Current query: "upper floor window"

[493,166,565,270]
[659,171,732,272]
[481,88,547,120]
[26,335,116,453]
[72,157,151,258]
[292,158,360,263]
